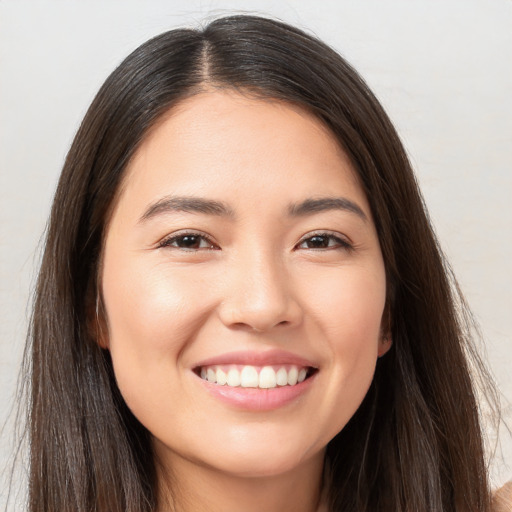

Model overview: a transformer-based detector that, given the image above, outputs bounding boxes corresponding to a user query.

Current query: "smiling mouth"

[194,364,317,389]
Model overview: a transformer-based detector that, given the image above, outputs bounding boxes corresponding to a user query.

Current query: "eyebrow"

[139,196,235,223]
[138,195,367,224]
[288,197,368,221]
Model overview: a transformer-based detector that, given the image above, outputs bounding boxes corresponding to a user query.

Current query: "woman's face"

[101,90,390,479]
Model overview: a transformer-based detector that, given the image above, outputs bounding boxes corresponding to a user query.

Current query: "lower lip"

[195,372,317,411]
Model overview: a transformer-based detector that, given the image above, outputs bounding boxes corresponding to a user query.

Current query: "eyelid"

[157,229,219,250]
[156,229,352,251]
[295,230,353,250]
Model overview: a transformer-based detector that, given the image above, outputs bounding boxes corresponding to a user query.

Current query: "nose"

[217,250,303,333]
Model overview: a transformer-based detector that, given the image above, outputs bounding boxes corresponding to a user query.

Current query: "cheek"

[100,254,215,403]
[102,258,212,351]
[301,265,385,429]
[100,254,222,433]
[304,263,386,344]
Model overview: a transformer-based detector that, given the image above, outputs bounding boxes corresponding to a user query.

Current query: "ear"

[87,292,110,350]
[378,333,392,357]
[378,302,393,357]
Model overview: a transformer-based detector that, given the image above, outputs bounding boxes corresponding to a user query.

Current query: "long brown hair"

[21,14,496,511]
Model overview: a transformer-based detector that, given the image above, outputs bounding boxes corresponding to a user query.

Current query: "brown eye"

[297,233,352,250]
[303,235,331,249]
[160,233,217,250]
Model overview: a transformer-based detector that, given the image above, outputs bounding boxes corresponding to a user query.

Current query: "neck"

[155,448,327,512]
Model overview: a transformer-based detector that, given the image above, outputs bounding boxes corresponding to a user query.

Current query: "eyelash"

[158,231,353,252]
[158,231,218,251]
[296,231,353,251]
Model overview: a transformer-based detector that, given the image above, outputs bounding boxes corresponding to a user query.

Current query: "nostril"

[249,319,291,332]
[217,287,304,332]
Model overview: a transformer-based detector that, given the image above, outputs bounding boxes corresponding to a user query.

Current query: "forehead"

[115,89,370,219]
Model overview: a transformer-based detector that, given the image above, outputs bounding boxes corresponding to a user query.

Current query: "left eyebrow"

[138,195,235,223]
[288,197,368,222]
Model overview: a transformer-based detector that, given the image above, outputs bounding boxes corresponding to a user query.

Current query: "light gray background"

[1,0,511,504]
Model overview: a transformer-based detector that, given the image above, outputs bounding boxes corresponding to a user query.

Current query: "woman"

[23,14,502,512]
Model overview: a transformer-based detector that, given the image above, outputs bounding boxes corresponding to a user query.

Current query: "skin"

[492,482,512,512]
[100,90,391,512]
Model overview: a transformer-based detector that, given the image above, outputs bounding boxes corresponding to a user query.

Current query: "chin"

[194,435,325,479]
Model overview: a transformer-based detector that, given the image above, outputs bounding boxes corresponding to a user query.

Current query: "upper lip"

[193,349,318,369]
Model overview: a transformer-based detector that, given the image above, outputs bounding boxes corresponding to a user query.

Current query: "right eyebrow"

[288,196,368,222]
[138,195,235,224]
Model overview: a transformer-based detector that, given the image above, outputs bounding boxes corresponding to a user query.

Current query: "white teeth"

[240,366,259,388]
[287,367,298,385]
[259,366,277,388]
[276,367,288,386]
[199,364,312,388]
[227,368,241,387]
[216,368,227,385]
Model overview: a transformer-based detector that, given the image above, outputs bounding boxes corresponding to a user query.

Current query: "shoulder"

[492,482,512,512]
